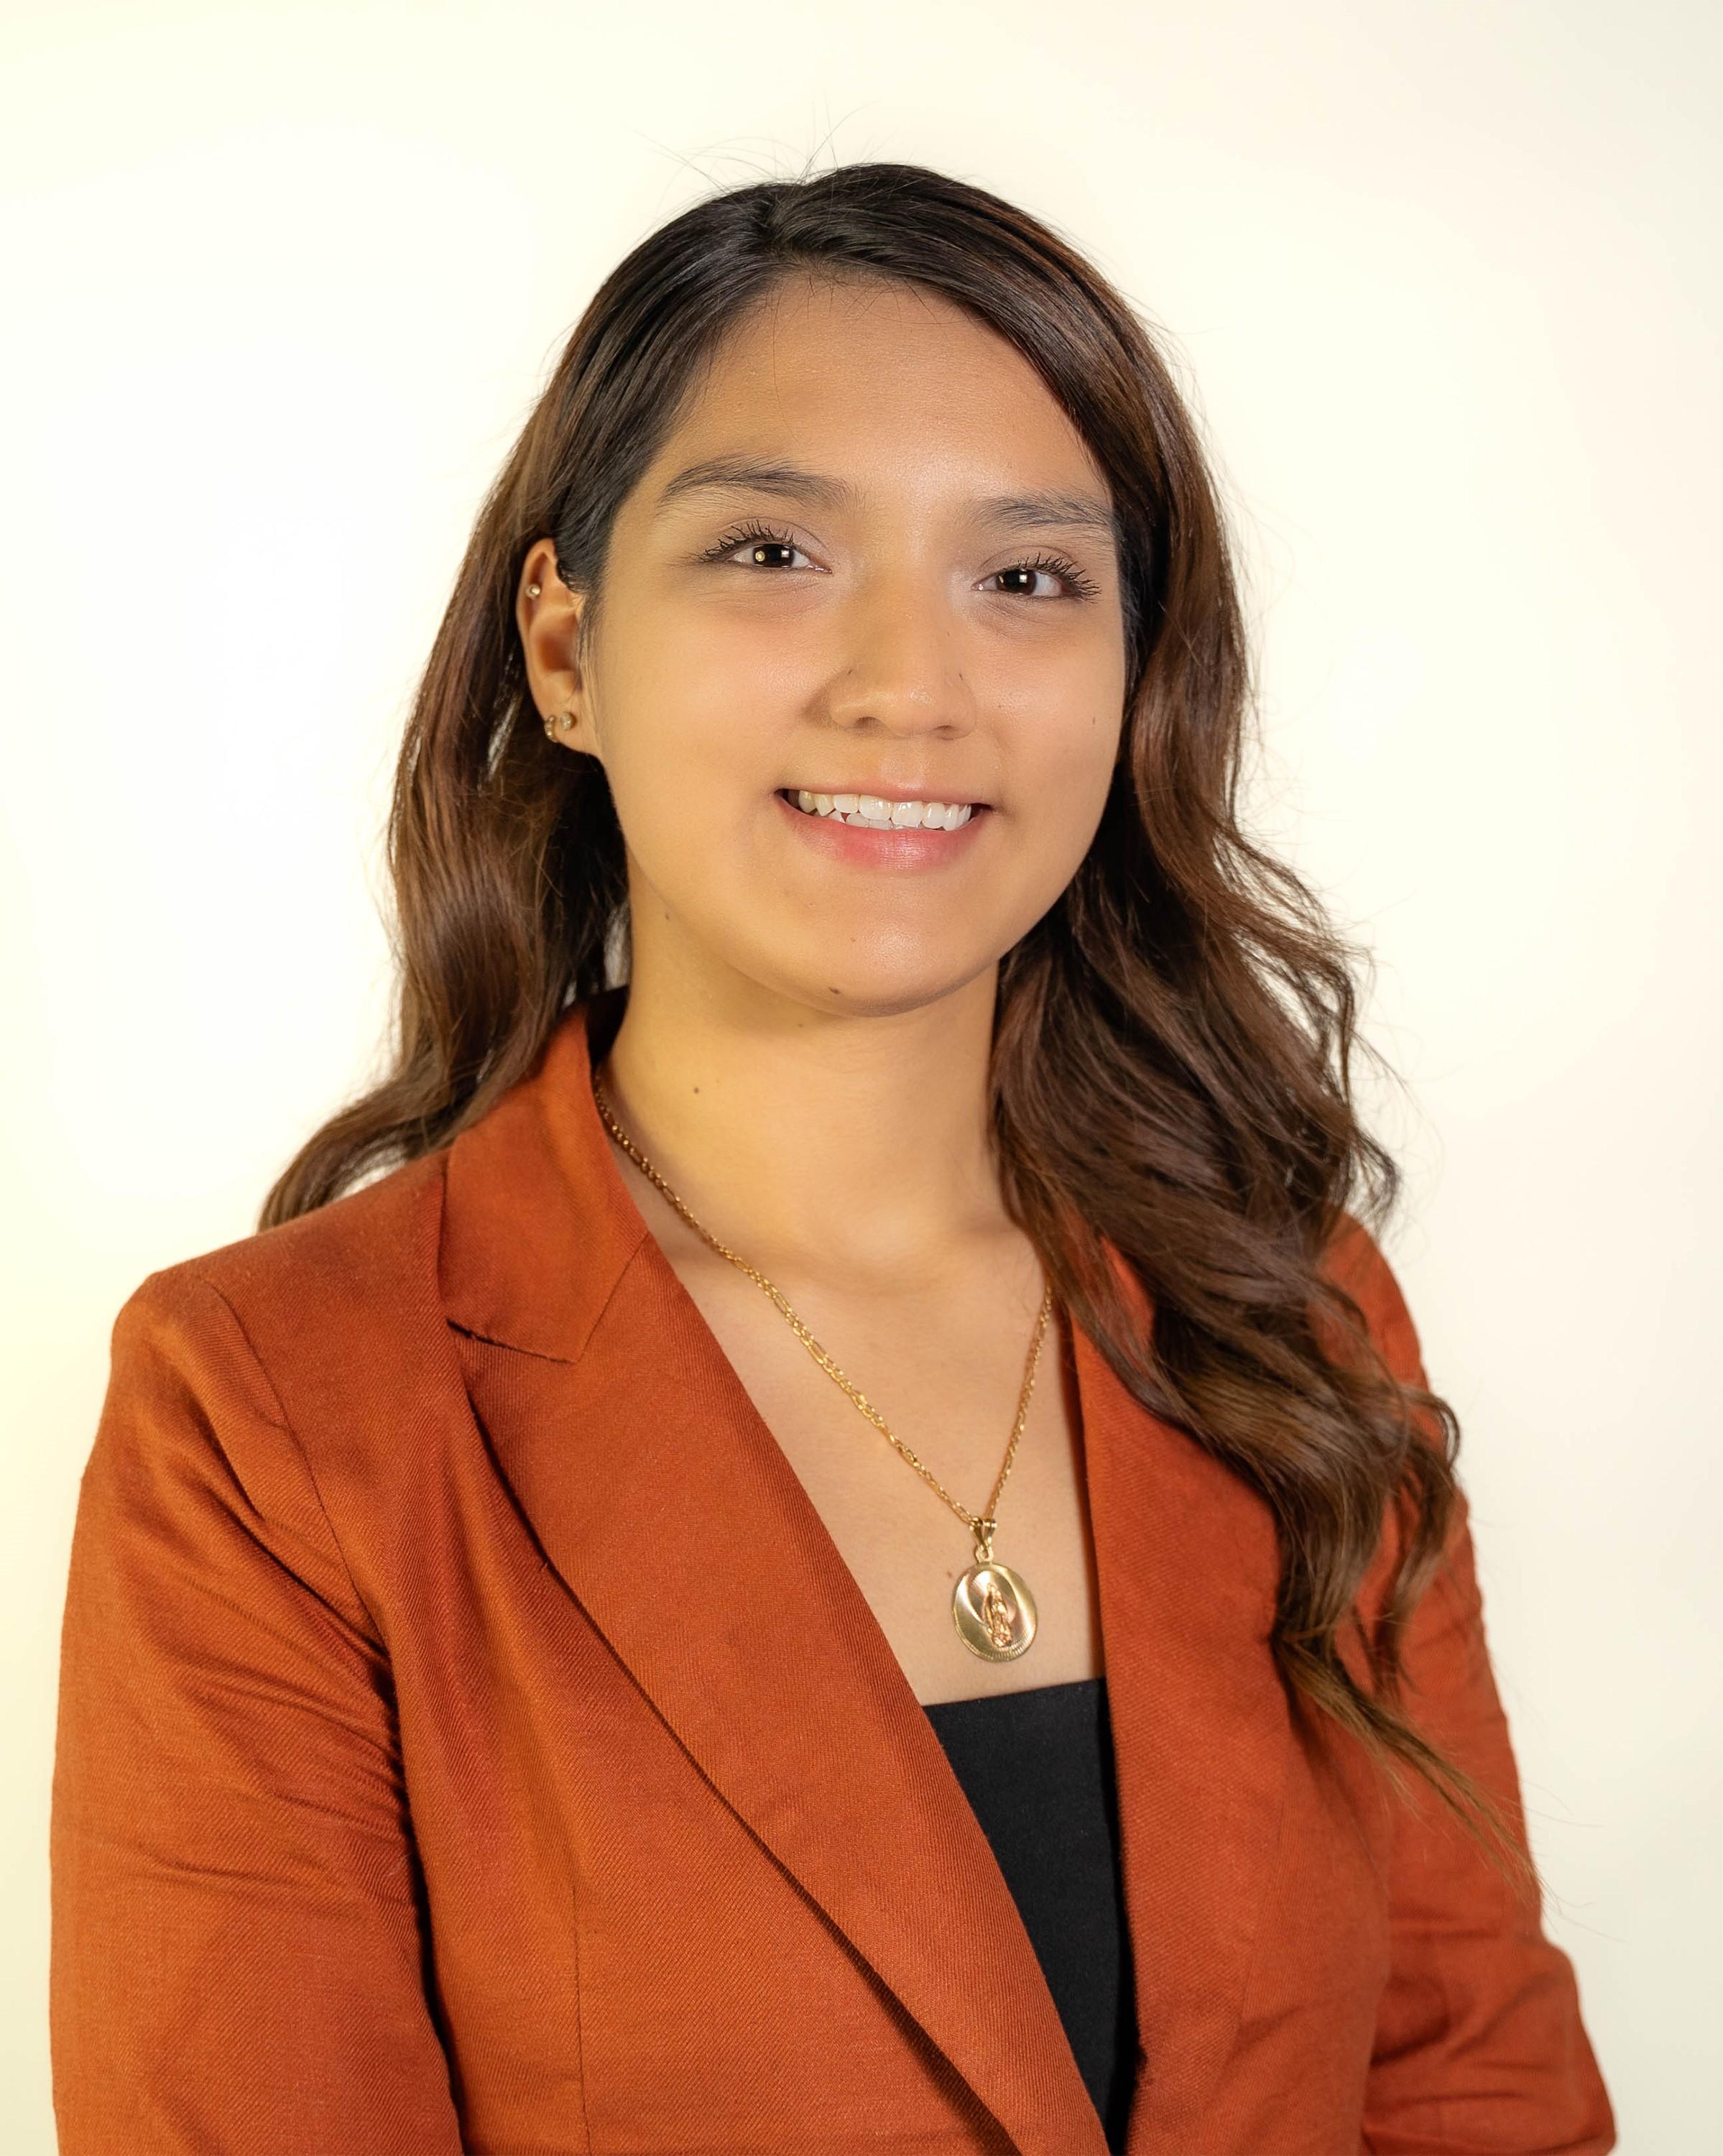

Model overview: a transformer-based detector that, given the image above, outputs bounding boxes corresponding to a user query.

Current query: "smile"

[777,788,981,830]
[772,788,992,869]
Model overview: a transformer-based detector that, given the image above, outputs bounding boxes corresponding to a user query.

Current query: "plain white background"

[4,2,1717,2148]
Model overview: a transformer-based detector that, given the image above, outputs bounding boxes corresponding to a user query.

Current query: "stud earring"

[525,582,542,599]
[542,709,576,740]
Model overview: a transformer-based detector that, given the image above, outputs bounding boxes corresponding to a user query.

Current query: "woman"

[50,162,1614,2154]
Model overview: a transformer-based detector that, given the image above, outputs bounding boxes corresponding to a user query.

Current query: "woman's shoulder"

[73,1152,466,1693]
[1318,1207,1428,1393]
[111,1148,453,1384]
[90,1151,462,1575]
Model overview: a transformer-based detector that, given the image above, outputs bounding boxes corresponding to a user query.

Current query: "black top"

[922,1675,1137,2150]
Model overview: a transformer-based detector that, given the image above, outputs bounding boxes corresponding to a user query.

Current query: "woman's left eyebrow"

[653,455,1118,550]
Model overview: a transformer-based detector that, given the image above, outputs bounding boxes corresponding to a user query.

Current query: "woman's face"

[525,274,1128,1020]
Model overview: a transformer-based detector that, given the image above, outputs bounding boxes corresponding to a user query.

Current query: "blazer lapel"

[1073,1307,1293,2149]
[440,998,1290,2156]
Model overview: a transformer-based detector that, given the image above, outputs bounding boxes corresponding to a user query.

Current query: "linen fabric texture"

[50,995,1616,2155]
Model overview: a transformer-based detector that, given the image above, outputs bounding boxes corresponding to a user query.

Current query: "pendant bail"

[972,1516,997,1566]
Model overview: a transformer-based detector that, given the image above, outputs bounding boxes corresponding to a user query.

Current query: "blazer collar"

[440,995,1291,2156]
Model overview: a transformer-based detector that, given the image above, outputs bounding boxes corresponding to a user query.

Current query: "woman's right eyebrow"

[655,455,852,515]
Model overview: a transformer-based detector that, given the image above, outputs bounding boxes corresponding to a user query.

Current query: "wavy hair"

[261,159,1532,1897]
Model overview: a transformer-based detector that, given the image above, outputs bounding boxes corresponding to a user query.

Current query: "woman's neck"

[589,966,1010,1293]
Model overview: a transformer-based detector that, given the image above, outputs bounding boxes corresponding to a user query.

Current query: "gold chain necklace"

[591,1071,1051,1664]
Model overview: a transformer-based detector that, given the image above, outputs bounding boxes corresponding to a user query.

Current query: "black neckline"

[923,1673,1107,1713]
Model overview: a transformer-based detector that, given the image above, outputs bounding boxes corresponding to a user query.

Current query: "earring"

[542,710,576,740]
[525,582,542,599]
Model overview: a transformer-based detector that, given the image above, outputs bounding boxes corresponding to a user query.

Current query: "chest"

[419,1277,1389,2155]
[655,1240,1107,1708]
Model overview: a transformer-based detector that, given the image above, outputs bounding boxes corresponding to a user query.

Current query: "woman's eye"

[699,523,813,571]
[986,556,1099,601]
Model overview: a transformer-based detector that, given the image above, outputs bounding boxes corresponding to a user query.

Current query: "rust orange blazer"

[51,997,1614,2155]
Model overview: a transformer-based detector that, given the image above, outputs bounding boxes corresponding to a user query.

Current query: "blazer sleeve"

[1335,1225,1616,2156]
[50,1264,466,2155]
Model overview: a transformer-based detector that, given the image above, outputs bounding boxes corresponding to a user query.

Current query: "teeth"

[787,790,974,830]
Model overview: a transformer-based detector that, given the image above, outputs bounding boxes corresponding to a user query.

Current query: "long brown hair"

[262,160,1533,1898]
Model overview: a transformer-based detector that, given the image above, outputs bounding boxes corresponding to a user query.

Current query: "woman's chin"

[761,957,1002,1024]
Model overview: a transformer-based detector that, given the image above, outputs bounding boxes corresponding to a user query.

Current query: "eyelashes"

[695,519,1102,601]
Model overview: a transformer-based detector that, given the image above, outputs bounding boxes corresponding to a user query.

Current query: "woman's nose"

[820,571,979,738]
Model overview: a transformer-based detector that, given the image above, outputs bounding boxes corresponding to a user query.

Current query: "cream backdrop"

[4,3,1716,2149]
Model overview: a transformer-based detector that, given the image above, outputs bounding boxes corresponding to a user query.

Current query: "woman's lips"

[772,788,992,870]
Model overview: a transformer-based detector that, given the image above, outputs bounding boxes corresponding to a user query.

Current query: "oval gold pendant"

[952,1560,1038,1662]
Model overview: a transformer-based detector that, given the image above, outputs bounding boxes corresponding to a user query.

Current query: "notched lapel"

[440,1000,1292,2156]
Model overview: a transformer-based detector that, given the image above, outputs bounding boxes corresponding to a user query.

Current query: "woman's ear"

[517,537,601,757]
